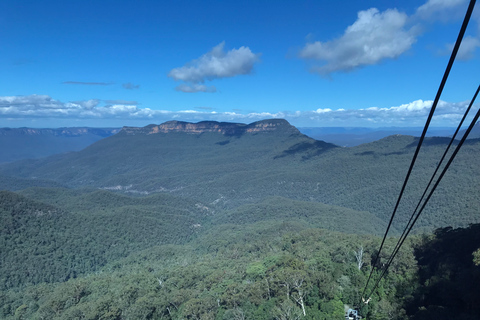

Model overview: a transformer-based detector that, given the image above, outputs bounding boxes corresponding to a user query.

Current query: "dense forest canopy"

[1,120,479,320]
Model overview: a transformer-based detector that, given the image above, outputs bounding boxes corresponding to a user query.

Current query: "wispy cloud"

[443,35,480,60]
[63,81,113,86]
[105,100,139,105]
[168,42,260,92]
[122,82,140,90]
[175,84,217,93]
[415,0,468,21]
[0,94,474,127]
[12,58,34,66]
[419,0,480,61]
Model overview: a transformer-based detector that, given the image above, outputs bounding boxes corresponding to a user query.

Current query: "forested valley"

[1,120,479,320]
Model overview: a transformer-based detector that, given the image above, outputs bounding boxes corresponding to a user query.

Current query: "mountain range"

[0,127,119,163]
[2,122,478,163]
[1,119,479,320]
[299,121,480,147]
[1,119,478,231]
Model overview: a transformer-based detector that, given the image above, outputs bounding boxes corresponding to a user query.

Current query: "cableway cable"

[359,0,477,305]
[364,91,480,300]
[378,83,480,288]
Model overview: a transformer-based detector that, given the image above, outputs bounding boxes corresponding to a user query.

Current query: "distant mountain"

[0,119,478,231]
[458,121,480,139]
[0,174,66,191]
[121,119,297,135]
[0,119,337,195]
[298,126,456,147]
[0,127,120,163]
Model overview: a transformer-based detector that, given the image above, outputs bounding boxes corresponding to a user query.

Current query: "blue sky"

[1,0,479,128]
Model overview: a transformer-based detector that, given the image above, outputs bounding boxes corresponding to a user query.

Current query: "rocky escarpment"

[120,119,299,136]
[121,119,299,135]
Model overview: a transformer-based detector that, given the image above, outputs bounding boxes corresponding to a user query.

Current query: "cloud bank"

[0,95,475,127]
[168,42,260,92]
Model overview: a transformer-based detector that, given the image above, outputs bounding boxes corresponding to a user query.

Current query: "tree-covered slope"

[0,189,209,290]
[215,196,390,235]
[406,224,480,319]
[297,135,480,230]
[0,174,66,191]
[0,220,419,320]
[0,120,336,191]
[2,185,392,289]
[1,188,478,320]
[3,202,478,320]
[1,119,478,230]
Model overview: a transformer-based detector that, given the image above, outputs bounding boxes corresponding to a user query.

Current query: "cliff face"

[120,119,299,136]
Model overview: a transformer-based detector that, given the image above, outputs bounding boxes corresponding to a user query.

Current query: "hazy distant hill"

[298,126,456,147]
[0,127,119,163]
[0,119,478,230]
[0,174,66,191]
[458,120,480,139]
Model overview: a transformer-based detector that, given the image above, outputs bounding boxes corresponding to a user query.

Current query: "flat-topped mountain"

[121,119,297,135]
[0,119,337,190]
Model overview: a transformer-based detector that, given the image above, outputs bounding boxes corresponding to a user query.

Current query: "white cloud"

[71,99,100,110]
[299,0,480,74]
[299,8,417,74]
[444,35,480,60]
[315,108,332,113]
[0,95,475,128]
[168,42,260,91]
[417,0,479,60]
[175,84,217,93]
[416,0,468,21]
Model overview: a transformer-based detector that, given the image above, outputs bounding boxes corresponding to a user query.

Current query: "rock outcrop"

[120,119,298,136]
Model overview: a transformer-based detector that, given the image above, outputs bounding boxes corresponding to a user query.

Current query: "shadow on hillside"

[406,224,480,320]
[461,137,480,145]
[274,141,337,160]
[354,150,408,157]
[216,140,230,146]
[406,137,453,148]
